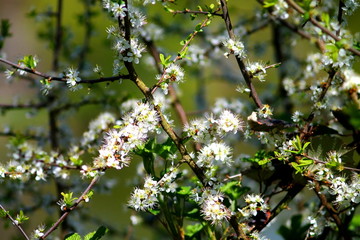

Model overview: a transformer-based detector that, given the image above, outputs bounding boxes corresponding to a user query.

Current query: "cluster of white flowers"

[246,62,267,82]
[184,45,207,66]
[115,37,146,64]
[103,0,127,19]
[307,215,325,237]
[158,167,179,193]
[129,7,147,29]
[329,174,360,206]
[103,3,148,67]
[212,98,245,115]
[197,142,232,167]
[342,0,359,15]
[81,112,116,149]
[140,23,163,41]
[163,64,185,83]
[282,77,306,95]
[31,224,45,239]
[200,191,231,225]
[184,110,243,143]
[291,110,303,123]
[65,67,82,91]
[304,53,323,79]
[310,161,360,207]
[239,194,269,218]
[142,0,159,5]
[93,102,159,171]
[0,140,77,181]
[223,38,246,58]
[128,176,159,211]
[272,0,289,19]
[342,68,360,94]
[322,47,354,69]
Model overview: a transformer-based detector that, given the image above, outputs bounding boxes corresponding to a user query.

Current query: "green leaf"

[303,12,310,22]
[84,226,109,240]
[154,137,177,159]
[64,233,82,240]
[61,192,78,207]
[321,13,330,27]
[0,209,8,218]
[290,162,302,173]
[148,208,160,215]
[177,186,192,196]
[16,210,29,224]
[263,0,276,8]
[220,181,249,200]
[185,223,204,237]
[278,215,309,240]
[19,55,38,69]
[1,19,11,37]
[350,214,360,231]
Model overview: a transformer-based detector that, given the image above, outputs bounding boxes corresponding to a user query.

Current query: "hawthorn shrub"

[0,0,360,239]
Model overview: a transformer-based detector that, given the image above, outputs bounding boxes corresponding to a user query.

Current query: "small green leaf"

[84,226,109,240]
[220,181,249,200]
[19,55,38,69]
[177,186,192,196]
[64,233,82,240]
[1,19,11,37]
[185,223,204,237]
[15,210,29,224]
[0,209,8,218]
[148,208,160,215]
[61,192,78,207]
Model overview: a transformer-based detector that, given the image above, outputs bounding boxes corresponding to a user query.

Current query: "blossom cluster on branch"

[0,0,359,240]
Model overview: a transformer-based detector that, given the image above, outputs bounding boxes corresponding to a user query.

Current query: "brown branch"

[39,175,100,239]
[302,153,360,172]
[301,70,337,139]
[220,0,263,109]
[143,39,189,126]
[171,9,222,17]
[285,0,360,57]
[150,17,210,94]
[313,181,351,240]
[0,58,129,84]
[0,204,30,240]
[0,102,47,110]
[53,0,63,71]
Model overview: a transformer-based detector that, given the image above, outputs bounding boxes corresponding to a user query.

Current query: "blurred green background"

[0,0,359,239]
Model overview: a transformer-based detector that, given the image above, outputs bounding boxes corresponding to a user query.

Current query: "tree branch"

[0,204,30,240]
[220,0,263,108]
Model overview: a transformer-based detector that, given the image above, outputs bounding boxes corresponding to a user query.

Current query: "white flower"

[246,62,267,81]
[223,38,246,58]
[111,3,127,18]
[197,142,233,167]
[217,110,242,134]
[65,67,82,91]
[342,69,360,93]
[164,64,185,83]
[272,0,289,19]
[201,192,231,225]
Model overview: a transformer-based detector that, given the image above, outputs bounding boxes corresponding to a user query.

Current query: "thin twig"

[150,17,211,94]
[220,0,263,109]
[171,8,222,17]
[0,204,30,240]
[40,175,101,239]
[284,0,360,57]
[0,58,129,84]
[313,181,351,240]
[302,153,360,172]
